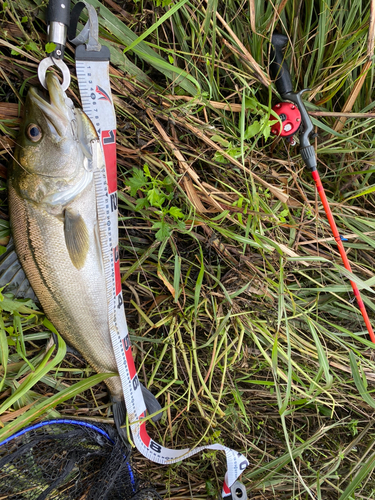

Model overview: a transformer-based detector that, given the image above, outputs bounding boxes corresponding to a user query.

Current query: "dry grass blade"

[332,60,373,134]
[249,0,256,34]
[368,0,375,57]
[146,109,211,212]
[172,114,290,203]
[332,0,375,133]
[203,0,271,87]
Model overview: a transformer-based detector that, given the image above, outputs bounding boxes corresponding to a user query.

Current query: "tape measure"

[71,5,249,498]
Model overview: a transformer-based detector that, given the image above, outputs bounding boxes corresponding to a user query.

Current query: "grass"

[1,0,375,498]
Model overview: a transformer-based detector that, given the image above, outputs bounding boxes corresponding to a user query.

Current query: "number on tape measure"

[132,375,139,391]
[103,130,115,144]
[111,193,118,212]
[150,441,162,454]
[117,295,123,309]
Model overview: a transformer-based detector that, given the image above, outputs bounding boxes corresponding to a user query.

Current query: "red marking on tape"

[121,337,136,379]
[223,480,230,494]
[139,420,151,447]
[95,85,112,103]
[125,344,136,379]
[101,130,117,193]
[114,246,121,295]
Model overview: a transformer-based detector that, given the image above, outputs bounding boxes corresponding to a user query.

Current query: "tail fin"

[141,384,163,423]
[112,386,163,444]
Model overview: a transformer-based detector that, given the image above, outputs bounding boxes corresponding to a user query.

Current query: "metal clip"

[38,0,71,90]
[38,57,71,91]
[230,481,247,499]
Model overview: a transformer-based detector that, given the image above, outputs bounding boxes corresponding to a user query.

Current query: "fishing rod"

[269,33,375,344]
[38,0,71,90]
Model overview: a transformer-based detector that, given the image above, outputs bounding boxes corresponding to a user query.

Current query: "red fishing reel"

[271,102,301,144]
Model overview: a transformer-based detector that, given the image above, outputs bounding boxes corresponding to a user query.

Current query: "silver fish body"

[9,74,123,404]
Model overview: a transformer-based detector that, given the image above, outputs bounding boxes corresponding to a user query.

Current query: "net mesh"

[0,419,162,500]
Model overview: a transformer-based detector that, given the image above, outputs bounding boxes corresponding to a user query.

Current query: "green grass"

[1,0,375,498]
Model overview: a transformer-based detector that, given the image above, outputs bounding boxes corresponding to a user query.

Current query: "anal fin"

[48,332,81,357]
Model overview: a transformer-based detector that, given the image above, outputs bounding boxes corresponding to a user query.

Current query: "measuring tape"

[70,3,249,498]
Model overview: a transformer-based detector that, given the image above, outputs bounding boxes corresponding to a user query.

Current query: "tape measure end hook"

[229,480,247,500]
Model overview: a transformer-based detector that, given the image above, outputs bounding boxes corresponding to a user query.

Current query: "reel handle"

[270,33,293,98]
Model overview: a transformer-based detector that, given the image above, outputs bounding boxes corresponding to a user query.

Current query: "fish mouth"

[28,73,72,138]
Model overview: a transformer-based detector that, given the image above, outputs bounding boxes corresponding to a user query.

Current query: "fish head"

[12,73,97,206]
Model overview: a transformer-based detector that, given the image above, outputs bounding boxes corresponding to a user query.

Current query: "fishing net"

[0,419,162,500]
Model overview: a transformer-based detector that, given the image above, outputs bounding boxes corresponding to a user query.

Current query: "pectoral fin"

[64,208,89,270]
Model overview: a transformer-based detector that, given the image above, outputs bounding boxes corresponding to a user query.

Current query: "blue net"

[0,419,162,500]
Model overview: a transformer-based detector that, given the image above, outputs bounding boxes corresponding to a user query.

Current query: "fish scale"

[8,178,123,399]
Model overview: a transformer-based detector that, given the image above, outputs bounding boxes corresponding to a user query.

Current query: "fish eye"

[26,123,42,142]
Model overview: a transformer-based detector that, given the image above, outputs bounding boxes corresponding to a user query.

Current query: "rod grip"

[47,0,71,27]
[270,33,293,97]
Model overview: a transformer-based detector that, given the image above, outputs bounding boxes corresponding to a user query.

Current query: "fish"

[8,73,160,439]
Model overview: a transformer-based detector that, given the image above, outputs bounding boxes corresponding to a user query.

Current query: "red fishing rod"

[269,33,375,344]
